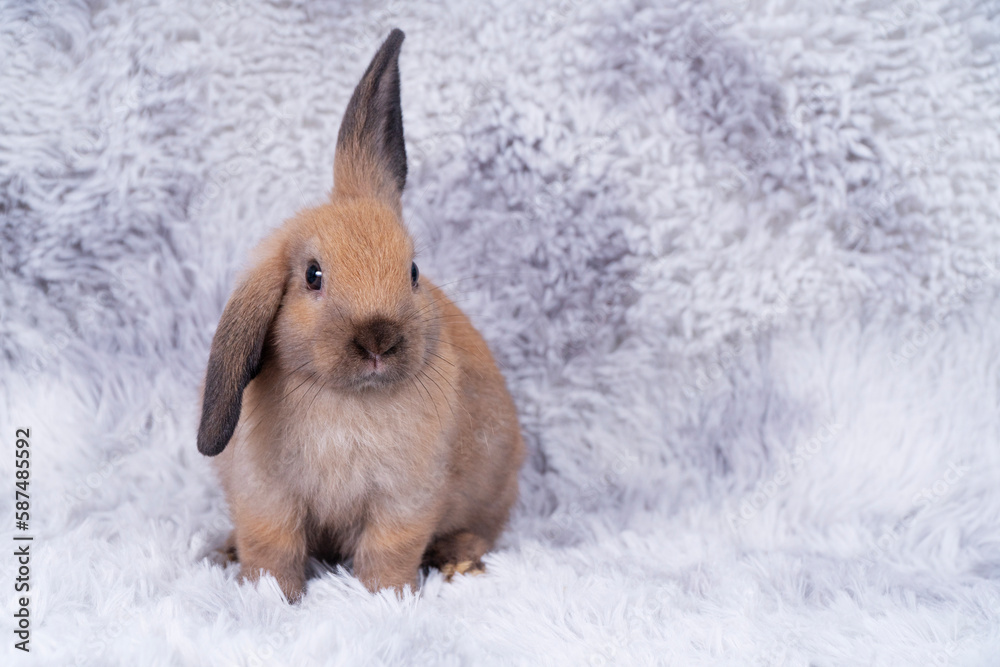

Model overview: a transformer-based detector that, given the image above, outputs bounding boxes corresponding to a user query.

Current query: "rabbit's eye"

[306,262,323,290]
[410,262,419,288]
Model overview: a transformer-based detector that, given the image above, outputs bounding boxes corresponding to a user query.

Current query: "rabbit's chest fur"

[245,377,452,528]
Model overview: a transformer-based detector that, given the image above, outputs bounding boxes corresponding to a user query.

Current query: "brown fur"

[198,29,524,600]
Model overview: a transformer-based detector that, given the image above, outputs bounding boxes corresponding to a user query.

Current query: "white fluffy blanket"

[2,0,999,664]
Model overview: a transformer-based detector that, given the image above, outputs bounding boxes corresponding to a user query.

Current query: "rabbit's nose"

[352,317,404,360]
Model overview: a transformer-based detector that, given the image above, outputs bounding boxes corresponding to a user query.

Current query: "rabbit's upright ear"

[334,28,407,210]
[197,245,286,457]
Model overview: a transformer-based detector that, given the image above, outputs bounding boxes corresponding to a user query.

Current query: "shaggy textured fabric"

[2,0,999,664]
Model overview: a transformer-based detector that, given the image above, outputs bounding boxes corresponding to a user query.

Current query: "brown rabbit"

[197,29,524,601]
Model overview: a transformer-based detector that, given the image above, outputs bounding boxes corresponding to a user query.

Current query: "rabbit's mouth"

[349,363,411,391]
[342,317,413,389]
[356,353,405,384]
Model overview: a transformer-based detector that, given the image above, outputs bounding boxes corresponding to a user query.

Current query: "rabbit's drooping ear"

[334,28,407,208]
[197,248,286,457]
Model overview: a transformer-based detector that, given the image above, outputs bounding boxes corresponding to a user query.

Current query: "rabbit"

[196,28,524,601]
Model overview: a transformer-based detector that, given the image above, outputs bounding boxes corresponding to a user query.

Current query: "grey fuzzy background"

[2,0,1000,664]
